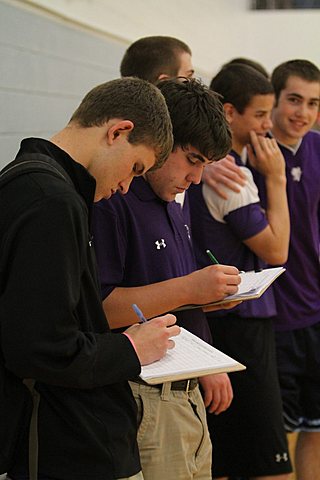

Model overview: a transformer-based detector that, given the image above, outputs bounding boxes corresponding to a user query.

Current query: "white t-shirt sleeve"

[202,167,260,224]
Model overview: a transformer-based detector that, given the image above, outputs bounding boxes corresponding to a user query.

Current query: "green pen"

[206,249,219,265]
[207,249,245,274]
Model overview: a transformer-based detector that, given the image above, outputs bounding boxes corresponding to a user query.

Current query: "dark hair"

[271,59,320,103]
[224,57,269,78]
[120,36,192,84]
[210,64,274,113]
[70,77,173,168]
[157,78,231,161]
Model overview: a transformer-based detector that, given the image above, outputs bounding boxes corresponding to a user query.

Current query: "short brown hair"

[120,36,191,84]
[70,77,173,168]
[210,64,274,114]
[158,78,231,161]
[271,59,320,103]
[224,57,269,78]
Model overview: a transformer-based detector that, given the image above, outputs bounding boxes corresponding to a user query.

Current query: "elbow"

[263,249,288,266]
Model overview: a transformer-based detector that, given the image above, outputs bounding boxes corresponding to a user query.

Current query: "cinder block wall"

[0,1,126,168]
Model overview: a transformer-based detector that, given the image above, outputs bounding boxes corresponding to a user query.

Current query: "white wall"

[1,0,319,166]
[24,0,320,78]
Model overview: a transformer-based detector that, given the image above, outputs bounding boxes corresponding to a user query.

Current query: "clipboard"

[175,267,285,311]
[140,327,246,385]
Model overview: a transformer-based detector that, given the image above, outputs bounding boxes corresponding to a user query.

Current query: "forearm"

[104,277,192,328]
[104,265,241,329]
[264,174,290,263]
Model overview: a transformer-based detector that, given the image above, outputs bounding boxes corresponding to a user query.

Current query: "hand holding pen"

[183,250,240,305]
[125,305,180,365]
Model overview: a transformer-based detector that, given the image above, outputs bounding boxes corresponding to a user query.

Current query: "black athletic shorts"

[206,313,292,478]
[275,321,320,432]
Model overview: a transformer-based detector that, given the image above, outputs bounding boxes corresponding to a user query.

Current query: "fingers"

[208,383,233,415]
[218,177,242,193]
[203,389,214,409]
[224,154,236,164]
[221,155,246,176]
[207,180,230,200]
[202,264,241,299]
[199,374,234,414]
[220,300,243,310]
[147,316,181,345]
[160,313,178,327]
[207,264,240,276]
[128,314,180,366]
[249,131,281,158]
[217,164,246,187]
[246,143,255,166]
[156,314,181,339]
[249,131,267,160]
[213,264,242,290]
[203,300,242,312]
[202,160,246,200]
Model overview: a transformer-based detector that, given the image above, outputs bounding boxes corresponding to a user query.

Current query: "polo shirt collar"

[130,176,166,203]
[268,130,302,155]
[277,138,302,155]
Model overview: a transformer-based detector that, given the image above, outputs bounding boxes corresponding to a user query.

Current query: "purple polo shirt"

[189,150,277,318]
[252,130,320,331]
[92,176,212,343]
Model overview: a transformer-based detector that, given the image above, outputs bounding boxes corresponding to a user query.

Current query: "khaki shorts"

[130,381,212,480]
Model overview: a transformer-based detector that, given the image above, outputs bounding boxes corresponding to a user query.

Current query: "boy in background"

[189,63,292,480]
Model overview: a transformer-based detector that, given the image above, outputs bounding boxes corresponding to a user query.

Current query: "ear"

[106,120,134,145]
[223,103,235,124]
[158,73,170,81]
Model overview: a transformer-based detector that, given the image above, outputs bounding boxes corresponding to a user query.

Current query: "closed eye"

[186,153,206,165]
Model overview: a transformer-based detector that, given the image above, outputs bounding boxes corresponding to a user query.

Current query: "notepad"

[175,267,285,311]
[140,327,246,384]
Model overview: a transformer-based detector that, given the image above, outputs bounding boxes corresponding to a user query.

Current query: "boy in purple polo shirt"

[92,78,241,480]
[122,31,237,433]
[189,64,292,479]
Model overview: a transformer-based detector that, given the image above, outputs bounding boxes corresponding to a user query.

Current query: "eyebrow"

[286,92,320,102]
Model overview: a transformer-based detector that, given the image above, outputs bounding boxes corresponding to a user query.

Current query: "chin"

[168,194,177,202]
[96,192,111,202]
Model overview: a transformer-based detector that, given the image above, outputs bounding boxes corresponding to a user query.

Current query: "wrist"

[177,273,197,305]
[122,332,138,356]
[265,173,287,187]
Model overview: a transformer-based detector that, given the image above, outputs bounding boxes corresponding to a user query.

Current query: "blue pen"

[132,303,147,323]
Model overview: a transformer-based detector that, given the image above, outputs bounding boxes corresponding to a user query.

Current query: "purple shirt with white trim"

[189,150,277,318]
[92,176,212,343]
[252,130,320,331]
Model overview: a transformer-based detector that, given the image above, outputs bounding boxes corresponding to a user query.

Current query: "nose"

[187,165,203,185]
[296,102,308,117]
[118,176,133,195]
[263,116,273,130]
